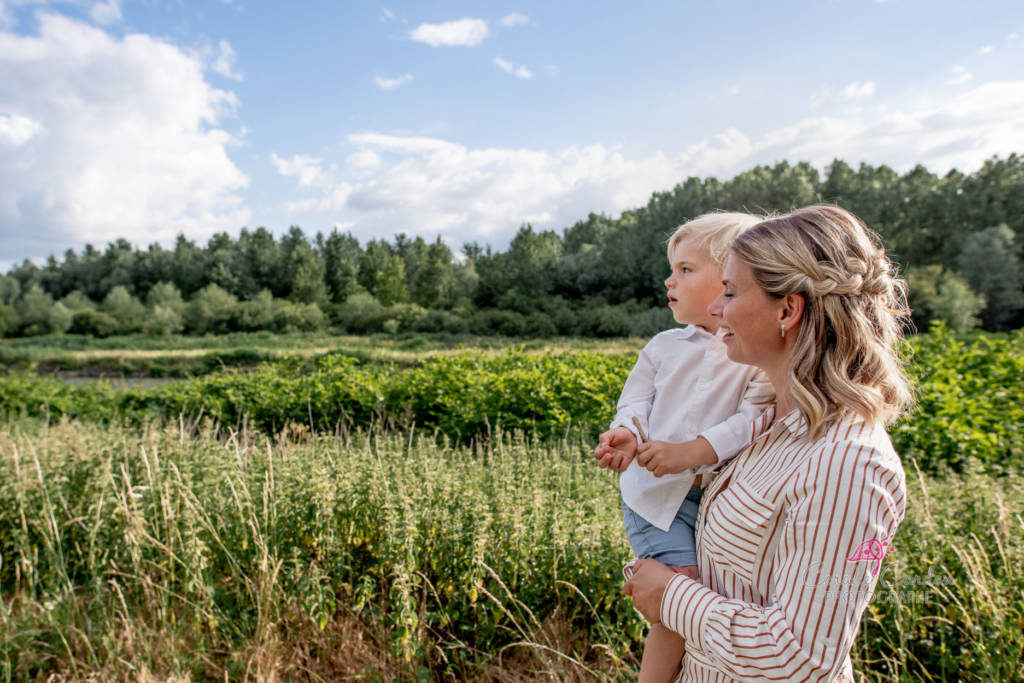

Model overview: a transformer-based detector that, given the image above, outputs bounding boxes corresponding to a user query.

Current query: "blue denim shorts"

[622,485,702,568]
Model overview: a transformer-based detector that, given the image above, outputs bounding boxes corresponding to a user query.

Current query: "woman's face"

[709,255,787,370]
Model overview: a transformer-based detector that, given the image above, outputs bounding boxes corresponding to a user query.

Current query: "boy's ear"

[779,293,805,329]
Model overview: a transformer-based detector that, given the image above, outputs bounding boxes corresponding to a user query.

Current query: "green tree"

[0,275,21,306]
[60,290,96,312]
[185,284,238,334]
[279,226,328,305]
[906,265,986,333]
[957,224,1024,330]
[47,302,73,334]
[320,230,361,304]
[145,282,187,336]
[359,240,408,305]
[17,284,57,336]
[102,285,146,334]
[0,303,19,336]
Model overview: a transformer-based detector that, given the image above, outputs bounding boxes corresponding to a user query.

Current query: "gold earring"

[780,324,786,339]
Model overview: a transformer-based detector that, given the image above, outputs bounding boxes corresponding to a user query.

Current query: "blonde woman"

[624,205,912,681]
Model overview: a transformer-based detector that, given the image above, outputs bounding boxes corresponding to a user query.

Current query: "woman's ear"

[780,292,805,332]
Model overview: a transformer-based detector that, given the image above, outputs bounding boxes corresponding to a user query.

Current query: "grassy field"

[1,420,1021,681]
[0,332,647,377]
[2,326,1023,680]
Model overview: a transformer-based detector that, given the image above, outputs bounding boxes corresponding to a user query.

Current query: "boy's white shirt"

[611,326,773,532]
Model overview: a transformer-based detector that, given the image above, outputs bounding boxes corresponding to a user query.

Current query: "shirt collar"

[755,404,809,440]
[676,324,714,341]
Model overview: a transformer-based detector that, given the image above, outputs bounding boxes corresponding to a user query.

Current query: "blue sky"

[1,0,1023,270]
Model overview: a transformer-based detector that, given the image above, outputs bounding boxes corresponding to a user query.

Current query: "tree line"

[2,154,1022,339]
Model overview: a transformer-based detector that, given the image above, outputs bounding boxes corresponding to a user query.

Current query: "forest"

[2,154,1023,340]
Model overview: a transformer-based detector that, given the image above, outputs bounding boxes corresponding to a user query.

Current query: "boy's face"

[664,237,723,331]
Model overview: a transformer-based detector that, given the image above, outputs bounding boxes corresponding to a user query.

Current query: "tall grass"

[1,419,1022,680]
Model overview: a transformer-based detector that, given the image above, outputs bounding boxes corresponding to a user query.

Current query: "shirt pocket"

[703,478,778,586]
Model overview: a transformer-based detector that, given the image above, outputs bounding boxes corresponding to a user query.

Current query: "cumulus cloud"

[0,12,250,260]
[499,12,528,27]
[409,18,489,47]
[89,0,120,25]
[494,56,532,79]
[272,80,1024,248]
[842,81,876,99]
[947,65,972,85]
[374,73,412,90]
[210,39,242,81]
[0,112,42,146]
[978,44,994,54]
[271,153,327,188]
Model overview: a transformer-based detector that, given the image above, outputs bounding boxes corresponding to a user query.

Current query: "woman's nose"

[708,293,724,317]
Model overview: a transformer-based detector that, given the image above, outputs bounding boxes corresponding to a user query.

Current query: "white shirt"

[659,408,906,682]
[611,327,773,531]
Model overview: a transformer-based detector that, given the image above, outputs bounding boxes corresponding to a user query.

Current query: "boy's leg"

[638,565,698,683]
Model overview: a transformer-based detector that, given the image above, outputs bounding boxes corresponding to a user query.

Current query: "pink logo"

[847,538,892,576]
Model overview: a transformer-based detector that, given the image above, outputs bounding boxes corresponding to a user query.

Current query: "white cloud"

[409,18,489,47]
[273,80,1024,249]
[380,7,395,22]
[345,149,381,171]
[494,55,532,79]
[947,65,972,85]
[978,44,994,55]
[271,153,327,188]
[729,86,740,96]
[499,12,528,27]
[1009,32,1019,40]
[809,86,832,108]
[89,0,120,25]
[0,12,249,260]
[842,81,876,99]
[210,39,242,81]
[374,73,412,90]
[0,112,42,146]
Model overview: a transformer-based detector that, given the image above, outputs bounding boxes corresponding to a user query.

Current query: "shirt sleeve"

[608,340,659,441]
[660,441,906,681]
[697,368,774,464]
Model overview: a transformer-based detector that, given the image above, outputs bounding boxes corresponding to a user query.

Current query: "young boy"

[594,212,773,682]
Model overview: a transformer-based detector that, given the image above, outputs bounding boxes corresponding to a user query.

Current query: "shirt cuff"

[697,420,743,464]
[610,417,643,443]
[659,573,725,652]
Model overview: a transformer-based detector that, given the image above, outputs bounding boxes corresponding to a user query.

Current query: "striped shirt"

[659,405,906,682]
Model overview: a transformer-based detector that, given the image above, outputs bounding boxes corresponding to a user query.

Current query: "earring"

[780,324,786,339]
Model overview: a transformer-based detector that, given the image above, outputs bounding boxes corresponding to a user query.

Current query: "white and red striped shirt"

[659,405,906,682]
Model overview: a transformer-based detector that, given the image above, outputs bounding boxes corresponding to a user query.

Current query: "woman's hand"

[623,558,678,623]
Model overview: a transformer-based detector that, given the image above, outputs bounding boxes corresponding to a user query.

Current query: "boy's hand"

[636,437,716,477]
[594,427,638,471]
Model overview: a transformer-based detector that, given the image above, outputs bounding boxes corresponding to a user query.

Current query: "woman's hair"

[730,205,912,439]
[667,212,764,267]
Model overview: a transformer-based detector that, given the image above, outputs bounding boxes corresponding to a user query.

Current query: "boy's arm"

[609,342,659,444]
[696,370,774,468]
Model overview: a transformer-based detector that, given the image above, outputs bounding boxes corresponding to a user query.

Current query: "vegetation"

[2,326,1022,475]
[4,154,1024,340]
[1,419,1021,681]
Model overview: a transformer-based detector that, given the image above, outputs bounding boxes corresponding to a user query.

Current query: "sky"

[1,0,1023,271]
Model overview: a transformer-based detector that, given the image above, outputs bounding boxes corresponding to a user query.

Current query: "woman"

[624,205,912,681]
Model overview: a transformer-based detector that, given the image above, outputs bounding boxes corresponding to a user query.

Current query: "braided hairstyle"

[730,205,912,439]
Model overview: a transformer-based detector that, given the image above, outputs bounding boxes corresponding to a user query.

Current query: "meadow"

[1,325,1023,681]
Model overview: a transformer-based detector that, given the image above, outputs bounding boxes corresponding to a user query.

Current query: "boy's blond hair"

[666,212,765,267]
